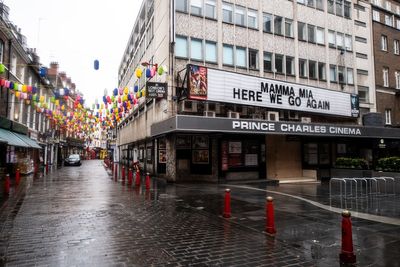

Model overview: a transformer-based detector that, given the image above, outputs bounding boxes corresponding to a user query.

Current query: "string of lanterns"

[0,61,168,140]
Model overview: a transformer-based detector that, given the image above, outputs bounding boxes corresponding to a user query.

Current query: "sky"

[4,0,142,106]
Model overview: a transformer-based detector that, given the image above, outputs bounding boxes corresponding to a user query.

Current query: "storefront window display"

[222,139,260,170]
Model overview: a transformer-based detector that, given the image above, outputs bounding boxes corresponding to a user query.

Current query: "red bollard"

[135,169,141,187]
[340,210,356,264]
[34,163,38,174]
[121,166,126,182]
[4,174,10,195]
[114,164,118,181]
[145,173,151,190]
[45,163,49,174]
[265,196,276,236]
[127,168,133,186]
[15,168,20,186]
[223,189,231,218]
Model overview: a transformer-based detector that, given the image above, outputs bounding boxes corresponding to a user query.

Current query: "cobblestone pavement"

[0,160,399,266]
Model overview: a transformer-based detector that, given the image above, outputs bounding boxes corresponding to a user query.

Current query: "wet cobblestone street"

[0,160,399,266]
[0,160,312,267]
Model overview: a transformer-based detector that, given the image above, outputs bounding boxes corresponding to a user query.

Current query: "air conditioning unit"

[241,107,248,116]
[203,111,216,117]
[228,111,240,119]
[301,117,312,123]
[205,102,221,114]
[288,111,299,120]
[179,100,197,112]
[266,111,279,121]
[252,114,263,120]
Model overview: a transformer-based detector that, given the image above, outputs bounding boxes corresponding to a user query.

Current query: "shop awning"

[0,128,30,148]
[13,132,42,149]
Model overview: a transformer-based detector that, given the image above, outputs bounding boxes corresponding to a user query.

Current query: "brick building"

[371,0,400,124]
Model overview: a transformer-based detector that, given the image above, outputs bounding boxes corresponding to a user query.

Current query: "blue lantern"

[39,67,47,77]
[146,68,151,78]
[134,85,138,92]
[113,88,118,96]
[94,59,99,70]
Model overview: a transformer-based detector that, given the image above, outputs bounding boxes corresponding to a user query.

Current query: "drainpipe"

[5,39,11,119]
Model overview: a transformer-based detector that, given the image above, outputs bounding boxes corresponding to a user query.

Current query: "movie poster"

[188,65,208,100]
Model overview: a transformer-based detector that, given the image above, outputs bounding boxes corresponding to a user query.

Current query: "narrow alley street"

[0,160,399,266]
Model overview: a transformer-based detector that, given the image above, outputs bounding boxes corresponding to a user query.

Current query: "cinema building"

[117,0,400,182]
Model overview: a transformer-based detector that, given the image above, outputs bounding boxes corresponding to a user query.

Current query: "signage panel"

[146,82,167,99]
[187,64,358,117]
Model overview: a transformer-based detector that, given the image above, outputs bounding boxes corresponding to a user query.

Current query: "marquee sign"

[151,115,400,139]
[187,64,359,118]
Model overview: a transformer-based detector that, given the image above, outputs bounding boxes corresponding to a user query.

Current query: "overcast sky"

[4,0,141,106]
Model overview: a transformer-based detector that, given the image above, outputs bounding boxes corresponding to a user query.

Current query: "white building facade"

[117,0,400,182]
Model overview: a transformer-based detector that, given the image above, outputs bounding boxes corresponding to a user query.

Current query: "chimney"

[48,62,59,76]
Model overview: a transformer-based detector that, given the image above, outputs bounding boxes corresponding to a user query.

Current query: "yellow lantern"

[124,87,128,95]
[135,68,142,78]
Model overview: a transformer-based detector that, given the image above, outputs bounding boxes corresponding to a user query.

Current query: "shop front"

[151,115,400,182]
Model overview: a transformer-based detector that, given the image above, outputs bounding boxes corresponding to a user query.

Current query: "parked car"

[64,154,82,166]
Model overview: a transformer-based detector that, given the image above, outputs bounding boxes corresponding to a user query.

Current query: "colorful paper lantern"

[0,64,5,74]
[94,59,99,70]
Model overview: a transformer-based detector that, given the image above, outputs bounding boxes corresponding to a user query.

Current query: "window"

[275,54,284,73]
[236,47,246,68]
[11,54,17,74]
[297,0,305,4]
[347,68,354,84]
[394,40,400,55]
[330,65,337,82]
[308,24,316,43]
[285,19,293,37]
[316,27,325,44]
[373,10,380,21]
[309,61,317,79]
[248,9,258,29]
[176,0,188,12]
[263,13,273,33]
[328,0,335,14]
[286,56,294,75]
[344,1,351,18]
[328,30,336,47]
[205,41,217,62]
[205,0,216,19]
[190,38,203,61]
[397,19,400,30]
[318,62,326,80]
[395,71,400,89]
[0,40,3,63]
[223,44,234,65]
[383,67,389,87]
[358,86,369,103]
[307,0,315,7]
[191,0,202,16]
[338,66,345,83]
[298,22,307,41]
[385,15,393,26]
[336,32,344,48]
[222,2,233,23]
[386,1,392,11]
[316,0,324,10]
[263,52,273,72]
[345,35,352,51]
[249,49,259,70]
[274,16,283,35]
[336,0,343,16]
[235,6,246,26]
[385,109,392,125]
[381,35,388,51]
[299,59,307,77]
